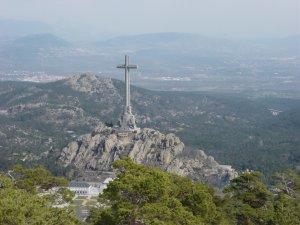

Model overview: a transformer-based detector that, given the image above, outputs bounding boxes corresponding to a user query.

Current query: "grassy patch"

[86,201,98,207]
[90,196,98,200]
[75,195,88,200]
[73,199,84,205]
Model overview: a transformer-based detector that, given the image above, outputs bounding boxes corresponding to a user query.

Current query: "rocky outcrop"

[65,74,119,96]
[59,126,237,188]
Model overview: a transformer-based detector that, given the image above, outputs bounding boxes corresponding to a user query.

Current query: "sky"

[0,0,299,41]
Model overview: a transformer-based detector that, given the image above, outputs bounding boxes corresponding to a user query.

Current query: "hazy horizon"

[1,0,299,42]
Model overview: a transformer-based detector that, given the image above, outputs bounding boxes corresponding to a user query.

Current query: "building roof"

[69,181,91,188]
[103,177,114,184]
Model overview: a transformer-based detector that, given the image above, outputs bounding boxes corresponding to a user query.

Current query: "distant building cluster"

[0,71,66,82]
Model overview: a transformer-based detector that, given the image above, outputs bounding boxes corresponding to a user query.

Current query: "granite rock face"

[59,126,237,187]
[65,74,117,95]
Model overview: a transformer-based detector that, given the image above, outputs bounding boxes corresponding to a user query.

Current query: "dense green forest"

[1,160,299,225]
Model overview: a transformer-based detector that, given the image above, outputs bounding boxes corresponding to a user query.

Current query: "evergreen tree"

[0,171,79,225]
[272,170,300,225]
[13,164,68,193]
[90,158,220,225]
[224,171,274,225]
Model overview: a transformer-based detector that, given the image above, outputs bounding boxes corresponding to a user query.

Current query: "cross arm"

[116,64,138,69]
[128,65,138,69]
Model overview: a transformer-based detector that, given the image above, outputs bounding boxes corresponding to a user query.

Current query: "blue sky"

[1,0,299,40]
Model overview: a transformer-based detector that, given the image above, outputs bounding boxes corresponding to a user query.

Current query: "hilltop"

[0,74,299,179]
[59,126,237,188]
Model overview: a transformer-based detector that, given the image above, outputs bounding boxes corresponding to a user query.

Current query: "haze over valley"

[0,30,299,98]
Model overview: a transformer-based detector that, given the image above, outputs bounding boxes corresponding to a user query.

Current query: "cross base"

[119,106,139,132]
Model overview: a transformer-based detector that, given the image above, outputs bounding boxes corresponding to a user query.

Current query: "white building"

[100,177,114,192]
[68,178,114,196]
[68,182,93,195]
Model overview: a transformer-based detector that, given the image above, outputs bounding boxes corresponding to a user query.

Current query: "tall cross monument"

[117,55,138,131]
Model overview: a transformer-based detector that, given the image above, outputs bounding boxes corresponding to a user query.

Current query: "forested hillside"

[0,74,299,180]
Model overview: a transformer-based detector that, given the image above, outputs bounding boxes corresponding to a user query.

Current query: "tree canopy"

[1,160,299,225]
[0,167,79,225]
[12,164,68,193]
[89,159,300,225]
[90,158,227,225]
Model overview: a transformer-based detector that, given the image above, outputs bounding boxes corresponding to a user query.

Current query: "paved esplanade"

[117,55,138,131]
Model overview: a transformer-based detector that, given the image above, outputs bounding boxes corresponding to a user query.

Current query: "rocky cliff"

[59,126,237,188]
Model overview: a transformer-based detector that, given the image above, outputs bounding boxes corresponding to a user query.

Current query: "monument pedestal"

[119,106,139,132]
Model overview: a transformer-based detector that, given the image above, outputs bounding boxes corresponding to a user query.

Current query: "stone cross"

[117,55,138,131]
[117,55,137,110]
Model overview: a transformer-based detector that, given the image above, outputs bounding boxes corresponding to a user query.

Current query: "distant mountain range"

[0,32,299,97]
[1,33,72,66]
[10,33,72,48]
[0,32,299,71]
[96,32,300,52]
[0,20,53,39]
